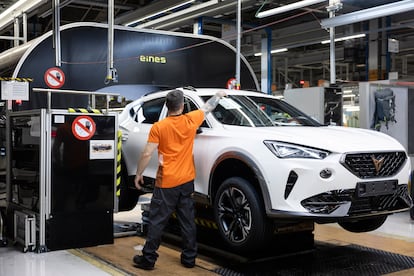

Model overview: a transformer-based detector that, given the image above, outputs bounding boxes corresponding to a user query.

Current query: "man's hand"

[201,90,227,114]
[216,90,227,98]
[134,174,144,190]
[134,142,158,190]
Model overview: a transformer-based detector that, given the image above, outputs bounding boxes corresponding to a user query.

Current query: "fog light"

[320,169,332,179]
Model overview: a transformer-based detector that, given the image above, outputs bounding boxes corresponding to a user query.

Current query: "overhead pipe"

[106,0,118,84]
[53,0,61,67]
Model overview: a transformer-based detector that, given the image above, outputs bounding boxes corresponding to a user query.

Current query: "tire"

[338,215,387,233]
[213,177,273,252]
[410,207,414,220]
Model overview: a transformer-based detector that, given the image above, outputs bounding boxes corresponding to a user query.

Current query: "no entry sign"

[44,67,65,89]
[72,115,96,140]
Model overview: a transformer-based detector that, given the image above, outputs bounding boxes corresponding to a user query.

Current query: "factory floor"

[1,199,414,275]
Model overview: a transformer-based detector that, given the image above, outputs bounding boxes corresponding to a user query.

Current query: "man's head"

[166,89,184,112]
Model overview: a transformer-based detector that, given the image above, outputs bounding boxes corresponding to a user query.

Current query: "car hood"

[223,125,405,153]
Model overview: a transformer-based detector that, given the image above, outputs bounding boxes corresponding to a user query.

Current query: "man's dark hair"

[166,90,184,112]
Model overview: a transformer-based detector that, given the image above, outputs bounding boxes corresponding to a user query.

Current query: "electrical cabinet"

[6,109,117,252]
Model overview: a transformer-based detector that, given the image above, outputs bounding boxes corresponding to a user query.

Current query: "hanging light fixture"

[0,0,46,31]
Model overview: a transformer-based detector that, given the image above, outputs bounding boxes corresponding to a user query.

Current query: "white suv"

[118,87,412,252]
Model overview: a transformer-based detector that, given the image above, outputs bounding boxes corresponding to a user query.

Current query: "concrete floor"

[1,198,414,276]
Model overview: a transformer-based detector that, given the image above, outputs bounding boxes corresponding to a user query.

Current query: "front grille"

[348,184,411,215]
[301,185,411,215]
[341,151,406,179]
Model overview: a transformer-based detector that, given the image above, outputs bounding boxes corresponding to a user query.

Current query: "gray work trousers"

[142,181,197,265]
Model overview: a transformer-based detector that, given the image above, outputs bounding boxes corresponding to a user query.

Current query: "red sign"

[44,67,65,89]
[72,116,96,140]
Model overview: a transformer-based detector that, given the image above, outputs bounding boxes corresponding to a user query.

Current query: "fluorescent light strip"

[321,33,365,44]
[321,0,414,28]
[135,0,220,29]
[125,0,196,26]
[254,48,288,57]
[0,0,45,30]
[256,0,326,18]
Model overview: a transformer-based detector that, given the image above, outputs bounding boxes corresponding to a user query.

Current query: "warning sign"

[44,67,65,89]
[72,115,96,140]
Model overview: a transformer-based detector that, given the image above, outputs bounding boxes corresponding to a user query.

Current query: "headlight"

[264,141,329,159]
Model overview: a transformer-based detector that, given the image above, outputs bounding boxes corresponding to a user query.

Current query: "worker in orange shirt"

[133,89,226,270]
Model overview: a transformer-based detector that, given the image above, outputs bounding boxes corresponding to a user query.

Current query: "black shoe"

[181,260,195,268]
[133,255,154,270]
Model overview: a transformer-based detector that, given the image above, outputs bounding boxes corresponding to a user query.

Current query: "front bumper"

[266,184,412,222]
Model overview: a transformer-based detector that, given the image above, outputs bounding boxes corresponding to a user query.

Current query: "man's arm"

[200,90,227,115]
[134,142,158,189]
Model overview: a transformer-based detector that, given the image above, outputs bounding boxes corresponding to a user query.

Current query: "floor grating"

[214,242,414,276]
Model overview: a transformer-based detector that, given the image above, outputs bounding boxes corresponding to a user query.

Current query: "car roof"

[162,87,278,98]
[137,87,280,102]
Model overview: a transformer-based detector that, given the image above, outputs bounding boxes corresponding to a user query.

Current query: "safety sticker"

[72,115,96,140]
[44,67,65,89]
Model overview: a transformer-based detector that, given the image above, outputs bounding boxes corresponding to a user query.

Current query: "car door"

[120,97,166,177]
[182,96,213,195]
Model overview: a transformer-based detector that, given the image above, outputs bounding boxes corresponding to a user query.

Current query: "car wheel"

[338,215,387,233]
[213,177,273,252]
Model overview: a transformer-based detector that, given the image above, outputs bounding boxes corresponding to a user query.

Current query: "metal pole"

[328,0,342,85]
[106,0,117,83]
[13,17,19,47]
[235,0,241,89]
[329,10,335,85]
[22,13,27,43]
[53,0,61,67]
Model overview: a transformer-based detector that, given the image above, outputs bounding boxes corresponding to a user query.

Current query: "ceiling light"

[255,48,288,57]
[321,0,414,28]
[135,0,221,29]
[125,0,196,26]
[256,0,326,18]
[0,0,46,30]
[320,33,365,44]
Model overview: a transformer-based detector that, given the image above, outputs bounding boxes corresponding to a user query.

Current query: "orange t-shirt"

[148,110,204,188]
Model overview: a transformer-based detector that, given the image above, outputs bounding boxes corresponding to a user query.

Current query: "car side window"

[183,97,209,128]
[135,97,165,124]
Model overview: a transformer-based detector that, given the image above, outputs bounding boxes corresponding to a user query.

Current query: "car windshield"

[202,95,274,127]
[248,96,321,127]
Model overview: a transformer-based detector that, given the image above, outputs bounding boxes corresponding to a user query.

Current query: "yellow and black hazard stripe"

[171,212,218,230]
[194,217,218,230]
[68,107,101,114]
[0,77,34,82]
[116,130,122,197]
